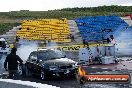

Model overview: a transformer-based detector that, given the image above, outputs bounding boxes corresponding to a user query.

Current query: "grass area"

[0,6,132,20]
[0,23,20,35]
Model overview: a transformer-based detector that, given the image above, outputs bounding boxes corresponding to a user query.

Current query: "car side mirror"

[32,59,37,62]
[37,59,42,63]
[30,56,37,62]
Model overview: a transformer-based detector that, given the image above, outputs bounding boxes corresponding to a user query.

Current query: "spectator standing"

[43,37,47,47]
[83,39,86,47]
[47,39,51,46]
[4,47,23,79]
[110,35,116,45]
[83,39,89,47]
[71,34,76,43]
[16,36,20,43]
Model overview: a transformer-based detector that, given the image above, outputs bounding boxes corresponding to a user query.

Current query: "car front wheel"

[41,70,47,80]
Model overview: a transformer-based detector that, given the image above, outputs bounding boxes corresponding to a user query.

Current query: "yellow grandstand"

[16,18,71,42]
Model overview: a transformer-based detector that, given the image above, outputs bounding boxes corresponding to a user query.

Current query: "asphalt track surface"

[0,54,132,88]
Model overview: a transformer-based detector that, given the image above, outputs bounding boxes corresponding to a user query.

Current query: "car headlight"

[49,66,58,70]
[72,62,78,68]
[72,64,76,68]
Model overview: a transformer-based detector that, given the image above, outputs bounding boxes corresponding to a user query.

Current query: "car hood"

[43,58,76,65]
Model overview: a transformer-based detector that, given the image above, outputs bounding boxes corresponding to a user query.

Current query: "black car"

[23,49,77,80]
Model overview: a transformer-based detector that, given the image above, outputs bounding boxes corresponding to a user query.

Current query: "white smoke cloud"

[115,27,132,56]
[16,39,59,61]
[16,40,38,61]
[0,53,5,70]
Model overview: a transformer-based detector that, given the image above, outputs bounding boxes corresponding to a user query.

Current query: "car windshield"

[37,50,66,61]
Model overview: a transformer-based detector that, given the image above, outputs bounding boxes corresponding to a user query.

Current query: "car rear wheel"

[18,65,23,76]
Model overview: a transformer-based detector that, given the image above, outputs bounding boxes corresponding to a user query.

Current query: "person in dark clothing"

[83,39,87,47]
[86,40,89,47]
[83,39,86,47]
[16,36,20,42]
[43,37,47,47]
[106,37,111,43]
[83,39,89,47]
[4,47,23,79]
[71,34,76,43]
[110,35,114,40]
[47,39,51,46]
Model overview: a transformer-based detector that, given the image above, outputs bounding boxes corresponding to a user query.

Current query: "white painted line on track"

[0,79,60,88]
[102,68,109,69]
[91,67,97,68]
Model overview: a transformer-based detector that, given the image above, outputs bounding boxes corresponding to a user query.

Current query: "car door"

[32,56,42,75]
[26,52,38,73]
[33,52,47,75]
